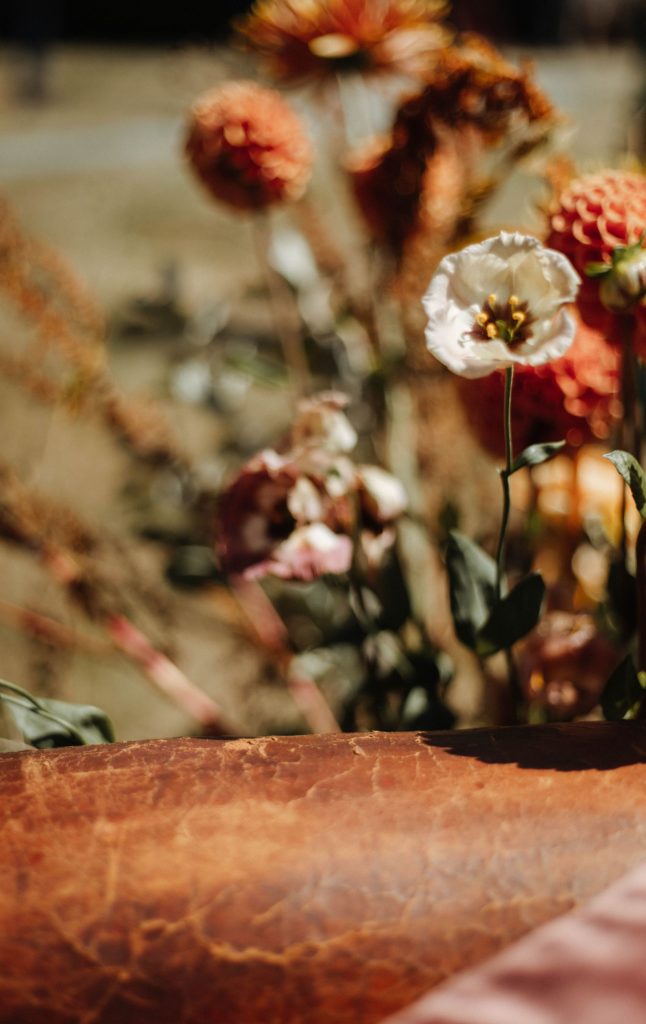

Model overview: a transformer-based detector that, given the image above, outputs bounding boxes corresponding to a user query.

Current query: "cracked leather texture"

[2,722,646,1023]
[380,859,646,1023]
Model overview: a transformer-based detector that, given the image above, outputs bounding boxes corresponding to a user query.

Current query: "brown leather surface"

[2,722,646,1023]
[380,859,646,1023]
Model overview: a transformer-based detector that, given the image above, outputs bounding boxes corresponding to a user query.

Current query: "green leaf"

[7,696,115,748]
[585,261,612,278]
[604,450,646,518]
[445,532,497,651]
[476,572,546,657]
[601,655,646,721]
[509,440,566,475]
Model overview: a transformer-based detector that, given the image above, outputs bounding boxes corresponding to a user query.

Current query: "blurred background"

[0,0,644,743]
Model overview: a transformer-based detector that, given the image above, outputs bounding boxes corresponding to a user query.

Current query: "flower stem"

[230,578,341,734]
[106,615,235,735]
[495,366,514,602]
[636,520,646,682]
[621,313,641,463]
[252,214,310,400]
[494,366,524,722]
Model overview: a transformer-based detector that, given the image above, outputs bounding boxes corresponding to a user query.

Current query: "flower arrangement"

[1,4,645,748]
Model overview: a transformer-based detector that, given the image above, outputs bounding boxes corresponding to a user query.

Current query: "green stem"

[621,313,641,464]
[492,368,524,723]
[0,678,87,745]
[495,366,514,602]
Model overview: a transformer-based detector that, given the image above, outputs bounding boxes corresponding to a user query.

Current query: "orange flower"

[456,311,622,459]
[546,169,646,352]
[349,36,556,256]
[235,0,448,84]
[185,81,313,211]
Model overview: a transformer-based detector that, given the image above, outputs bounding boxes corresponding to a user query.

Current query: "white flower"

[422,232,581,379]
[357,465,408,522]
[291,391,358,453]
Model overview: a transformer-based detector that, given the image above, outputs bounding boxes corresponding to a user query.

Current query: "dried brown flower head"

[185,81,313,211]
[235,0,449,84]
[349,35,557,256]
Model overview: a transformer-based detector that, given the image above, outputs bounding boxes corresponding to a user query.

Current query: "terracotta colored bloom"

[349,36,556,255]
[457,311,622,458]
[423,232,580,379]
[235,0,448,85]
[216,393,407,581]
[546,169,646,352]
[517,612,619,721]
[185,81,313,211]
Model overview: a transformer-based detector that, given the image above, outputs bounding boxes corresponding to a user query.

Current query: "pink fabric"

[382,860,646,1024]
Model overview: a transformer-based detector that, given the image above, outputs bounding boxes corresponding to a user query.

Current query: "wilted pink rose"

[216,392,408,582]
[248,523,354,581]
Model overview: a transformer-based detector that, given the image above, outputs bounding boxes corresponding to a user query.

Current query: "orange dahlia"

[349,35,556,255]
[456,312,622,459]
[185,82,313,211]
[546,169,646,352]
[235,0,448,84]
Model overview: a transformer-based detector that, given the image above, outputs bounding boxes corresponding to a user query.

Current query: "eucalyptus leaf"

[476,572,545,657]
[445,532,497,651]
[509,440,566,475]
[604,450,646,518]
[7,696,115,748]
[601,655,646,721]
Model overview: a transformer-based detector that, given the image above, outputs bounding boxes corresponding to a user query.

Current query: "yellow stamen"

[475,312,489,326]
[512,311,526,324]
[486,322,498,339]
[508,294,520,307]
[487,293,497,307]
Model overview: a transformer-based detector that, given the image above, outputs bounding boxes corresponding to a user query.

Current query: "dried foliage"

[235,0,449,84]
[0,199,186,468]
[349,35,557,259]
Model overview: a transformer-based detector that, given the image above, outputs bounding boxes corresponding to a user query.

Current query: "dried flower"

[517,611,618,721]
[349,36,556,256]
[422,232,580,379]
[235,0,448,85]
[456,312,622,457]
[216,393,407,581]
[185,81,313,211]
[546,169,646,348]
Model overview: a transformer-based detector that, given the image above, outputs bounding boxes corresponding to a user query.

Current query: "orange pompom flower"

[546,169,646,352]
[456,312,622,458]
[185,81,313,211]
[235,0,448,84]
